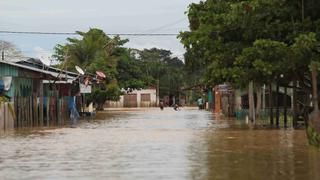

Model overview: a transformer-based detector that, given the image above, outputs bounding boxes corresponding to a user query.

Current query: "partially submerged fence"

[14,94,69,128]
[0,102,15,131]
[236,108,295,128]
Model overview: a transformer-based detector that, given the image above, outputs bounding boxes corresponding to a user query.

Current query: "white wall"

[105,89,157,108]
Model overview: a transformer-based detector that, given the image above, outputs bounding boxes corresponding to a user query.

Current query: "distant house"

[105,88,157,108]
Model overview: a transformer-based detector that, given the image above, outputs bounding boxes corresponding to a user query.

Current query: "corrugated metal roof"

[0,60,76,80]
[17,59,79,77]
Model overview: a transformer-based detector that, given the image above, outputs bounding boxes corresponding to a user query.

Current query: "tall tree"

[137,48,185,102]
[181,0,320,146]
[53,28,126,109]
[0,40,24,61]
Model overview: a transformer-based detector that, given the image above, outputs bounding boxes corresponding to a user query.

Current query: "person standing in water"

[159,100,164,110]
[68,96,80,127]
[173,103,180,111]
[197,97,204,110]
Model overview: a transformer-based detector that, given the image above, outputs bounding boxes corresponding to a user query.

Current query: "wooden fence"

[14,95,69,128]
[0,102,15,131]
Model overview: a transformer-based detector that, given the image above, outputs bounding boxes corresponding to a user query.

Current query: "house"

[0,59,80,130]
[105,88,157,108]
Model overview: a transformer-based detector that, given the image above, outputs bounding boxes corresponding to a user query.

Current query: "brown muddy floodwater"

[0,108,319,180]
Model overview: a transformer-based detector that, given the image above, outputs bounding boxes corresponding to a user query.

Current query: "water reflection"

[0,108,319,180]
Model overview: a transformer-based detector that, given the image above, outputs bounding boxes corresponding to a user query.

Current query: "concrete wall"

[133,89,157,107]
[106,96,124,108]
[105,89,157,108]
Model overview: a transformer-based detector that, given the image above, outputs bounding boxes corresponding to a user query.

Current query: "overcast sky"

[0,0,200,60]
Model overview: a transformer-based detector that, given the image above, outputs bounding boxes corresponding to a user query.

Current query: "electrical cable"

[0,30,179,36]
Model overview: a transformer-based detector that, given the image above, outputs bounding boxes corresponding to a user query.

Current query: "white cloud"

[33,46,53,65]
[0,0,200,60]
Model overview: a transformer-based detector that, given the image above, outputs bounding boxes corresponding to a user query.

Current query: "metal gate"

[124,94,137,107]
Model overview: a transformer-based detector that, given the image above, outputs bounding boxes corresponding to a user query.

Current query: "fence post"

[0,103,4,131]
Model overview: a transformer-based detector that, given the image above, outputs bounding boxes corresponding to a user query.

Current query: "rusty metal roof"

[0,60,77,80]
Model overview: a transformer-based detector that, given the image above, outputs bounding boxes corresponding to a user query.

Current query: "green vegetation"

[307,127,320,148]
[180,0,320,147]
[54,28,185,109]
[137,48,185,99]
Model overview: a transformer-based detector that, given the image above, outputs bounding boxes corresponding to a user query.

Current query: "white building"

[105,89,157,108]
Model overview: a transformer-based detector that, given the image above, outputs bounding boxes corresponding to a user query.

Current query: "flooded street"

[0,108,319,180]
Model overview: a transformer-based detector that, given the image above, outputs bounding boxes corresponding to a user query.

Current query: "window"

[141,94,151,102]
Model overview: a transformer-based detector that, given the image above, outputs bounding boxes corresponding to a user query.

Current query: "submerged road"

[0,108,319,180]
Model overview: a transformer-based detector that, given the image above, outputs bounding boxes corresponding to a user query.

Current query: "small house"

[105,88,157,108]
[0,60,79,130]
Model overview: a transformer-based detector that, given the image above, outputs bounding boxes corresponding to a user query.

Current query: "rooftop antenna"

[39,55,52,69]
[96,71,106,79]
[75,65,85,75]
[75,65,85,85]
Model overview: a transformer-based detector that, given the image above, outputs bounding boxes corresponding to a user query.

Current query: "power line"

[0,30,179,36]
[142,18,186,33]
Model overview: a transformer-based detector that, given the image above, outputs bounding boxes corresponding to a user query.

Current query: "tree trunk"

[97,103,104,111]
[256,85,262,118]
[269,84,274,126]
[276,82,280,128]
[248,81,255,124]
[307,65,320,147]
[292,81,298,128]
[284,87,288,128]
[309,66,320,131]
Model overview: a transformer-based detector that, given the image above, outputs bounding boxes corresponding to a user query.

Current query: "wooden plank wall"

[12,79,70,129]
[14,95,69,128]
[0,102,15,131]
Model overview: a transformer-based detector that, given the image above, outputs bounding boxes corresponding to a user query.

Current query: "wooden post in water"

[4,103,14,130]
[18,96,21,128]
[39,82,44,127]
[3,103,6,130]
[14,96,18,128]
[26,97,29,127]
[29,96,33,128]
[46,97,50,127]
[22,97,25,128]
[15,96,19,128]
[0,103,4,131]
[33,95,36,126]
[58,98,61,126]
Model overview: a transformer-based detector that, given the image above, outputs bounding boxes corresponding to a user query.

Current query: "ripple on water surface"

[0,108,319,180]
